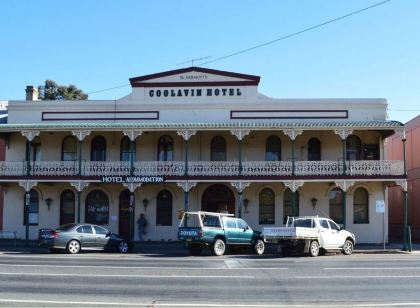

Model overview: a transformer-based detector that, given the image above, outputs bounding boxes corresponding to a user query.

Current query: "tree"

[38,80,88,100]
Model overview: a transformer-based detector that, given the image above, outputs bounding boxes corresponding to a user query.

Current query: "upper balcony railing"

[0,160,405,177]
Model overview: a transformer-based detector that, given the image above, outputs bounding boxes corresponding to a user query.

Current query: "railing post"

[184,139,189,177]
[239,139,243,175]
[291,139,295,177]
[78,140,83,176]
[342,138,346,176]
[130,140,135,177]
[26,140,31,177]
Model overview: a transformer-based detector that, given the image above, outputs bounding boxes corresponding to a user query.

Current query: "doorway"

[201,184,235,214]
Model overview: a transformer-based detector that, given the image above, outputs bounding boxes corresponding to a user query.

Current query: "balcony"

[0,160,404,178]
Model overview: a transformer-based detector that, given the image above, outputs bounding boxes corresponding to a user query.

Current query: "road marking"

[0,263,287,270]
[324,267,420,270]
[297,275,420,279]
[0,272,254,278]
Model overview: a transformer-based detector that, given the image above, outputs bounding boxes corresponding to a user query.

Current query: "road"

[0,251,420,307]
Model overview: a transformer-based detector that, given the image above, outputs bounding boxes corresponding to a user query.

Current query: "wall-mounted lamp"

[142,198,149,211]
[311,197,318,210]
[243,198,249,213]
[45,198,52,211]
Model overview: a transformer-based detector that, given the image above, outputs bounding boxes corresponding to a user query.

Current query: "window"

[93,225,108,235]
[354,187,369,224]
[23,189,39,225]
[308,138,321,161]
[91,136,106,161]
[77,225,93,234]
[225,218,236,229]
[294,218,314,228]
[259,188,275,224]
[120,136,136,161]
[158,135,174,161]
[236,219,248,229]
[156,190,172,226]
[30,136,42,161]
[329,188,343,224]
[85,190,109,225]
[60,190,75,226]
[346,135,362,161]
[202,216,221,228]
[62,136,77,161]
[283,189,299,224]
[319,219,329,229]
[329,220,341,231]
[266,136,281,161]
[210,136,226,161]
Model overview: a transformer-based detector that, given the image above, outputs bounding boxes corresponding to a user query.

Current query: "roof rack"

[183,211,234,217]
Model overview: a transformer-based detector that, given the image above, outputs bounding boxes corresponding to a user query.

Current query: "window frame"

[259,188,275,225]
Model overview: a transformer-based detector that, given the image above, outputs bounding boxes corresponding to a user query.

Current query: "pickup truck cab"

[178,211,265,256]
[263,216,356,257]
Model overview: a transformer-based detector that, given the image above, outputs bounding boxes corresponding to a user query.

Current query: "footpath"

[0,239,419,255]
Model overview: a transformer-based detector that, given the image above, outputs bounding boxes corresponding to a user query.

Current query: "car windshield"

[56,223,77,231]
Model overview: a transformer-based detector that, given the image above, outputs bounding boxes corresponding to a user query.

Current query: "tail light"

[198,230,203,238]
[50,231,59,239]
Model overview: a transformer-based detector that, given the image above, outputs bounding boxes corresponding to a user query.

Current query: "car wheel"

[212,239,226,256]
[309,240,319,257]
[118,241,129,253]
[67,240,81,254]
[254,239,265,255]
[342,239,354,255]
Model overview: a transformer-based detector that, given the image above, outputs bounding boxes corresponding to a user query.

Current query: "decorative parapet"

[123,130,143,141]
[70,181,90,192]
[395,180,407,192]
[334,129,353,140]
[177,181,197,192]
[20,130,40,141]
[334,180,354,192]
[123,182,142,192]
[177,130,197,141]
[230,129,250,141]
[18,180,37,192]
[230,181,251,192]
[282,129,303,141]
[72,130,91,141]
[284,181,304,192]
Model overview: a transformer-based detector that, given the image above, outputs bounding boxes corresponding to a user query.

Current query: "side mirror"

[106,231,112,237]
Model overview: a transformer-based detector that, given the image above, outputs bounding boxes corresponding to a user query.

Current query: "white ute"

[262,216,356,257]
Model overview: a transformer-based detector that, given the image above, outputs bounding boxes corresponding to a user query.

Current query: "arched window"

[85,190,109,225]
[353,187,369,224]
[283,189,299,224]
[158,135,174,161]
[31,136,42,161]
[91,136,106,161]
[156,190,172,226]
[346,135,362,161]
[259,188,275,224]
[120,136,136,161]
[60,190,75,226]
[211,136,226,161]
[308,138,321,161]
[329,188,343,224]
[23,189,39,225]
[62,136,78,161]
[266,136,281,161]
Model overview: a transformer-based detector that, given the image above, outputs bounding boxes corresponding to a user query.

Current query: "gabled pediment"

[129,67,260,87]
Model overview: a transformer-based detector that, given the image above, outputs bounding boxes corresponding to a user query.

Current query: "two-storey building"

[0,67,406,243]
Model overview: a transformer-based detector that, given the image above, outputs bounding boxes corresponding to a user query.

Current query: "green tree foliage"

[38,80,88,100]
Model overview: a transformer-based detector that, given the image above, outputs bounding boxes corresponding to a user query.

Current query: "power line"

[199,0,392,66]
[87,0,392,95]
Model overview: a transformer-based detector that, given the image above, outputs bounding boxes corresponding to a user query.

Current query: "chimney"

[25,86,39,101]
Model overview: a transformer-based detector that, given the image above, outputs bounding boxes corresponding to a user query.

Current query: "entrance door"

[201,184,235,214]
[119,190,134,240]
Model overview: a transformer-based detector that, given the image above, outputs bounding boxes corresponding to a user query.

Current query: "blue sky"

[1,0,419,123]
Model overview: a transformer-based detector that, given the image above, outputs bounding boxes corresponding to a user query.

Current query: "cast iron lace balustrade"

[188,161,240,176]
[347,160,404,176]
[294,161,344,176]
[134,161,185,176]
[0,161,27,176]
[83,161,131,176]
[30,161,79,176]
[241,161,292,176]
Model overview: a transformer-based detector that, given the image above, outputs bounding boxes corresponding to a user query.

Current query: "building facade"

[388,115,420,241]
[0,67,406,243]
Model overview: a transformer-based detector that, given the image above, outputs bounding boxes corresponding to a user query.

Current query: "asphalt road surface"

[0,251,420,307]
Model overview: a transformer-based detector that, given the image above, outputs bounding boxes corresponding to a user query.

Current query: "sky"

[1,0,419,123]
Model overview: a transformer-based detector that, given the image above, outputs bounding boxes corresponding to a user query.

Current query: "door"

[235,219,254,244]
[119,190,133,240]
[223,217,238,244]
[201,184,235,214]
[318,219,336,248]
[76,225,96,248]
[93,225,112,250]
[327,219,344,247]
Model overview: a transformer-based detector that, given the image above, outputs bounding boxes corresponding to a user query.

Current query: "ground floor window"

[23,189,39,225]
[85,190,109,225]
[259,188,275,224]
[329,188,343,224]
[60,190,75,226]
[353,187,369,224]
[156,190,172,226]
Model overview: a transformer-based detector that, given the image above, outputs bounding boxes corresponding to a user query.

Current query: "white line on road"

[0,263,288,270]
[324,267,420,270]
[0,272,254,278]
[297,275,420,279]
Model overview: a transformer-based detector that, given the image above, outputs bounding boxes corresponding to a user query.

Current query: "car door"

[75,225,96,248]
[93,225,112,250]
[327,219,344,247]
[318,219,336,248]
[223,217,238,244]
[235,219,254,244]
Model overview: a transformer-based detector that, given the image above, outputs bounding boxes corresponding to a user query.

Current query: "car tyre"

[309,240,319,257]
[254,239,265,255]
[118,241,129,253]
[342,239,354,255]
[67,240,81,254]
[212,239,226,256]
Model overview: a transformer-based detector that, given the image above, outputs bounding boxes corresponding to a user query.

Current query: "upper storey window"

[211,136,226,161]
[266,136,281,161]
[346,135,362,161]
[91,136,106,161]
[62,136,77,161]
[120,136,136,162]
[308,138,321,161]
[158,135,174,161]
